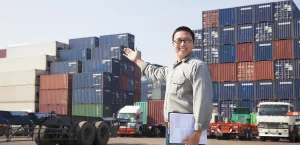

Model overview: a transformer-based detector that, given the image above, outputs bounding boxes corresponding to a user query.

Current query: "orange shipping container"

[39,89,72,105]
[236,43,254,62]
[255,61,274,80]
[202,10,219,29]
[147,100,164,125]
[208,64,220,82]
[237,62,255,81]
[40,74,72,90]
[219,63,237,82]
[0,49,6,58]
[273,40,294,60]
[39,104,71,115]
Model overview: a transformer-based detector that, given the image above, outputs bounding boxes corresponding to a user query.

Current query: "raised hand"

[123,47,140,63]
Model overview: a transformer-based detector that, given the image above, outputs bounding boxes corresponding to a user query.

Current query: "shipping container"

[238,82,255,100]
[152,84,166,100]
[219,8,236,26]
[297,99,300,111]
[110,45,126,60]
[255,41,273,61]
[237,5,254,24]
[0,85,38,102]
[127,78,134,91]
[134,102,147,124]
[237,62,255,81]
[119,90,128,105]
[126,91,134,105]
[274,20,293,40]
[254,2,274,22]
[212,82,219,100]
[220,82,237,100]
[237,24,254,43]
[203,46,219,64]
[0,49,6,58]
[141,93,152,102]
[6,41,68,58]
[127,61,135,79]
[50,61,82,74]
[295,59,300,79]
[192,47,203,60]
[147,100,164,125]
[39,89,71,105]
[193,29,203,47]
[0,69,47,87]
[73,72,111,89]
[219,44,236,63]
[120,75,128,90]
[82,59,118,74]
[134,64,141,81]
[255,80,274,100]
[112,90,122,105]
[274,59,294,79]
[202,10,219,29]
[202,28,219,46]
[208,64,220,82]
[59,48,91,61]
[220,26,236,45]
[274,1,300,21]
[294,39,300,58]
[295,79,300,99]
[134,91,141,102]
[73,88,112,104]
[255,22,273,42]
[72,104,109,117]
[0,55,55,72]
[39,104,70,115]
[40,74,72,90]
[273,40,294,60]
[219,63,237,82]
[0,102,37,112]
[111,75,120,90]
[99,33,135,49]
[69,37,99,50]
[236,43,254,62]
[275,79,295,99]
[295,19,300,38]
[237,100,255,112]
[255,61,274,80]
[219,100,237,119]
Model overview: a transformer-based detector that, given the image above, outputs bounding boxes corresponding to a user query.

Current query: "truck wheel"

[154,127,162,137]
[138,127,143,137]
[34,126,56,145]
[259,136,266,141]
[92,121,110,145]
[75,121,95,145]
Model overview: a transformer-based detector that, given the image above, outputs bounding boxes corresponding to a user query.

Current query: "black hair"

[172,26,195,41]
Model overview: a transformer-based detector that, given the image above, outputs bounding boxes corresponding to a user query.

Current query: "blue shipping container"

[255,22,273,42]
[73,88,112,104]
[120,90,128,105]
[50,61,82,74]
[274,20,293,40]
[237,5,254,24]
[219,45,236,63]
[203,46,219,64]
[127,61,134,79]
[220,82,237,100]
[274,59,294,79]
[254,3,274,22]
[212,83,219,100]
[120,60,132,77]
[255,41,273,61]
[294,59,300,79]
[274,1,300,21]
[69,37,99,50]
[126,91,134,105]
[193,29,202,47]
[111,75,120,90]
[112,90,123,105]
[295,19,300,38]
[192,47,202,60]
[220,26,236,45]
[237,24,254,43]
[219,8,236,26]
[202,28,219,47]
[82,59,119,75]
[127,78,134,91]
[237,100,255,112]
[238,82,255,100]
[255,80,274,100]
[99,33,135,50]
[110,45,126,60]
[297,99,300,111]
[295,80,300,99]
[295,39,300,58]
[219,100,237,118]
[73,72,111,89]
[275,80,294,99]
[59,48,91,61]
[91,47,110,61]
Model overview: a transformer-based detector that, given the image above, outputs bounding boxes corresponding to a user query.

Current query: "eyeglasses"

[173,39,193,44]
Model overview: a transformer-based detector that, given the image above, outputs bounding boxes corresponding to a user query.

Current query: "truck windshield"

[258,105,289,116]
[117,113,137,122]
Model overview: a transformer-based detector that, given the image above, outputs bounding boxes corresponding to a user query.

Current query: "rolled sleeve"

[191,63,213,131]
[141,62,168,84]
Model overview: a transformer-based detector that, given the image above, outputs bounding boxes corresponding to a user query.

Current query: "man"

[123,26,213,145]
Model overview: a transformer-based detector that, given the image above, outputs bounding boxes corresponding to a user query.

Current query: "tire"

[34,126,56,145]
[75,121,95,145]
[259,136,266,141]
[93,121,110,145]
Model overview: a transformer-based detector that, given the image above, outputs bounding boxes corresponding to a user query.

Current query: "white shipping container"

[0,102,37,112]
[0,69,48,87]
[0,85,39,102]
[6,41,68,58]
[0,55,56,72]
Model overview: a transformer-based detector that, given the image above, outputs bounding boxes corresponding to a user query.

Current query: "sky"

[0,0,299,66]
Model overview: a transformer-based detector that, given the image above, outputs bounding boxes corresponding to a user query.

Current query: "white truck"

[256,102,300,142]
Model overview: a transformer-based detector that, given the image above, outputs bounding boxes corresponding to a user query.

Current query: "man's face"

[172,30,194,61]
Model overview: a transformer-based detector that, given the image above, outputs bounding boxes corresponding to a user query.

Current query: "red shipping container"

[134,91,141,102]
[0,49,6,58]
[202,10,219,29]
[273,40,294,60]
[134,80,141,93]
[40,74,72,90]
[255,61,274,80]
[147,100,164,125]
[219,63,237,82]
[39,104,70,115]
[134,64,141,81]
[237,62,255,81]
[208,64,220,82]
[119,75,128,90]
[39,89,71,105]
[236,43,254,62]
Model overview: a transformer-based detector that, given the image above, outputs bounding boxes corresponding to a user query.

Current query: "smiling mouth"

[179,48,187,51]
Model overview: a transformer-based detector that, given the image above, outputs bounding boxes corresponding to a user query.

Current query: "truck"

[256,102,300,142]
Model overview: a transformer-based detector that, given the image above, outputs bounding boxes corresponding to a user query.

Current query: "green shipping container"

[134,102,148,124]
[250,113,257,124]
[72,104,111,117]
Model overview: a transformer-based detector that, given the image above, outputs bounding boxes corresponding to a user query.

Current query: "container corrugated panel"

[254,3,274,22]
[202,28,219,47]
[255,80,274,100]
[192,47,202,60]
[202,10,219,29]
[59,48,91,61]
[0,102,38,112]
[219,63,237,82]
[273,40,294,59]
[134,91,141,102]
[112,90,122,105]
[0,70,47,87]
[50,61,82,74]
[73,72,111,89]
[219,45,236,63]
[134,64,141,81]
[208,64,220,82]
[40,74,72,90]
[111,75,120,90]
[203,46,219,64]
[297,99,300,111]
[99,33,135,50]
[237,5,254,24]
[274,1,300,21]
[295,19,300,38]
[127,78,134,91]
[91,47,111,61]
[295,59,300,79]
[212,83,219,100]
[238,82,255,100]
[255,22,273,42]
[0,49,6,58]
[39,104,70,115]
[39,89,71,105]
[193,29,202,47]
[127,61,134,79]
[82,59,115,73]
[295,79,300,99]
[147,100,164,125]
[237,100,254,112]
[120,90,128,105]
[69,37,99,50]
[255,61,274,80]
[72,104,104,117]
[219,8,236,26]
[275,80,294,99]
[237,24,254,43]
[126,91,134,105]
[237,43,254,62]
[220,26,236,45]
[120,75,128,90]
[255,41,273,61]
[134,102,147,124]
[73,88,112,104]
[220,82,237,100]
[274,59,294,79]
[0,85,38,102]
[237,62,255,81]
[274,20,293,40]
[219,100,237,119]
[110,45,126,60]
[295,39,300,58]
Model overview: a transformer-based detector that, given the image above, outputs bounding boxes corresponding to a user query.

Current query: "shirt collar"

[173,53,195,67]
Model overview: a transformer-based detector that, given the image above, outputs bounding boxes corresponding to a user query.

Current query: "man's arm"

[135,59,168,84]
